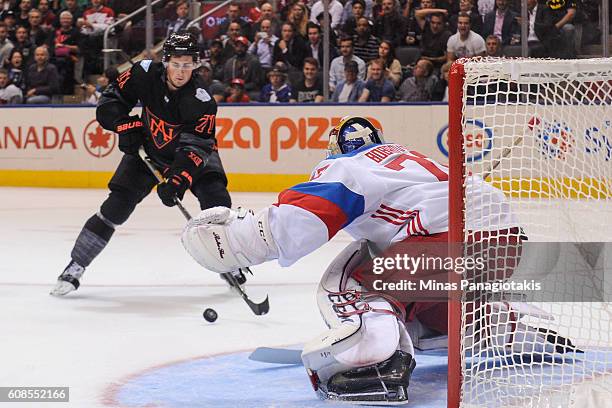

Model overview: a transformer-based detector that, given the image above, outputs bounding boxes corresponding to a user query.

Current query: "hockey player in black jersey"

[51,32,235,296]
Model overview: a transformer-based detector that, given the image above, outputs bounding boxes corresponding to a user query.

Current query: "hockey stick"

[481,135,523,180]
[248,347,303,365]
[137,147,270,316]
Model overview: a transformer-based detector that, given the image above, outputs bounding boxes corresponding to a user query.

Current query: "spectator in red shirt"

[81,0,114,37]
[53,10,81,94]
[37,0,57,29]
[248,0,268,26]
[226,77,250,103]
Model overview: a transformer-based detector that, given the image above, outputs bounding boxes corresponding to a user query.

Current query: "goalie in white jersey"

[181,116,520,404]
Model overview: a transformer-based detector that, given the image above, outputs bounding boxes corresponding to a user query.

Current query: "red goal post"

[446,57,612,408]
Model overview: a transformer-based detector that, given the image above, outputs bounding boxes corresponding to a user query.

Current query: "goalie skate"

[321,350,416,405]
[50,260,85,296]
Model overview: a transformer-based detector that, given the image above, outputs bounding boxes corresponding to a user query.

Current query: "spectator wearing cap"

[353,17,379,63]
[446,12,486,61]
[216,2,253,42]
[397,58,437,102]
[359,58,394,102]
[0,67,22,104]
[272,22,308,72]
[166,0,191,38]
[341,0,374,27]
[305,22,338,70]
[372,0,407,48]
[329,36,365,93]
[0,22,14,67]
[310,0,344,30]
[3,10,17,39]
[248,17,277,69]
[290,57,324,103]
[340,0,366,37]
[25,45,59,103]
[198,61,226,103]
[331,60,366,102]
[226,77,250,103]
[222,35,264,98]
[259,61,292,103]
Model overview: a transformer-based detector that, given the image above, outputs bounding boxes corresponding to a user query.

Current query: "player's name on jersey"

[371,279,542,293]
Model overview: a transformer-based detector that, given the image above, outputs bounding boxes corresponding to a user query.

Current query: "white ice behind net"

[459,58,612,408]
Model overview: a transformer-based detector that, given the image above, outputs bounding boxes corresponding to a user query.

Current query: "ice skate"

[323,350,416,405]
[50,260,85,296]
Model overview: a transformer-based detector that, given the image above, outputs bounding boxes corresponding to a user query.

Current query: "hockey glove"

[157,171,191,207]
[114,116,144,154]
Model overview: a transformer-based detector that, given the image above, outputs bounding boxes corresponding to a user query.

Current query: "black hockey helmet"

[162,32,200,64]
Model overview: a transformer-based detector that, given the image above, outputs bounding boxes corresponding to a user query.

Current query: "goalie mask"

[327,116,384,157]
[162,32,201,66]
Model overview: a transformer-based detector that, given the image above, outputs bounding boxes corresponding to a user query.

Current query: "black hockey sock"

[70,213,115,267]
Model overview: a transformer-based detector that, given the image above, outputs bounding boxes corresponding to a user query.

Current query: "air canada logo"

[83,119,116,158]
[144,107,180,149]
[529,117,575,160]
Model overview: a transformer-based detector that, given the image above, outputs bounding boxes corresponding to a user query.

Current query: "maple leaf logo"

[88,126,112,149]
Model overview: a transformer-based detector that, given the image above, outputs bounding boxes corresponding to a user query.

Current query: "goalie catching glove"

[181,206,279,273]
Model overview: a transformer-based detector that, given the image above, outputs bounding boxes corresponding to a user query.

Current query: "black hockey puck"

[203,308,218,322]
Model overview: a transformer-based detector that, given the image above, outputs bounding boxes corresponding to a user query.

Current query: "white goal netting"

[456,58,612,408]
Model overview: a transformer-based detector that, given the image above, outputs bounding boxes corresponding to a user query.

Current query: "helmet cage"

[327,117,384,157]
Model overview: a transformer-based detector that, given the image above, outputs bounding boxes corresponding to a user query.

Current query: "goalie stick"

[137,147,270,316]
[248,347,303,365]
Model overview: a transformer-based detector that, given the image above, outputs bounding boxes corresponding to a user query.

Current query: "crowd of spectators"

[0,0,607,105]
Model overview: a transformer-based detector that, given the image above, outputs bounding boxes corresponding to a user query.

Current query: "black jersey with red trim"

[96,60,217,169]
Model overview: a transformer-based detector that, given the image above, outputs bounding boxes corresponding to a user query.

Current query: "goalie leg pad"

[325,350,416,405]
[302,240,415,398]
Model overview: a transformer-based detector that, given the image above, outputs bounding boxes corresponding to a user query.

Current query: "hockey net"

[447,58,612,408]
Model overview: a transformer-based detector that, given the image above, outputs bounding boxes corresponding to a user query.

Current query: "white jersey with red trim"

[267,143,516,266]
